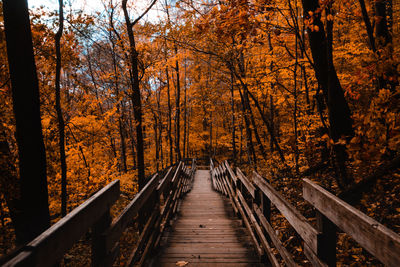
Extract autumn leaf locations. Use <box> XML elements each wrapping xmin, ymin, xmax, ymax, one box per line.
<box><xmin>176</xmin><ymin>261</ymin><xmax>189</xmax><ymax>266</ymax></box>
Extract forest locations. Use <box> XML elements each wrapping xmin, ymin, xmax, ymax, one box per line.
<box><xmin>0</xmin><ymin>0</ymin><xmax>399</xmax><ymax>265</ymax></box>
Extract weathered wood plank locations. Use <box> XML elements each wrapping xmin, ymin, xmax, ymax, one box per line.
<box><xmin>4</xmin><ymin>180</ymin><xmax>120</xmax><ymax>267</ymax></box>
<box><xmin>224</xmin><ymin>161</ymin><xmax>237</xmax><ymax>186</ymax></box>
<box><xmin>92</xmin><ymin>209</ymin><xmax>112</xmax><ymax>266</ymax></box>
<box><xmin>155</xmin><ymin>170</ymin><xmax>262</xmax><ymax>266</ymax></box>
<box><xmin>237</xmin><ymin>191</ymin><xmax>279</xmax><ymax>267</ymax></box>
<box><xmin>303</xmin><ymin>178</ymin><xmax>400</xmax><ymax>267</ymax></box>
<box><xmin>236</xmin><ymin>168</ymin><xmax>256</xmax><ymax>198</ymax></box>
<box><xmin>157</xmin><ymin>167</ymin><xmax>174</xmax><ymax>195</ymax></box>
<box><xmin>126</xmin><ymin>204</ymin><xmax>160</xmax><ymax>266</ymax></box>
<box><xmin>253</xmin><ymin>174</ymin><xmax>318</xmax><ymax>252</ymax></box>
<box><xmin>104</xmin><ymin>175</ymin><xmax>159</xmax><ymax>251</ymax></box>
<box><xmin>236</xmin><ymin>191</ymin><xmax>263</xmax><ymax>257</ymax></box>
<box><xmin>304</xmin><ymin>242</ymin><xmax>328</xmax><ymax>267</ymax></box>
<box><xmin>253</xmin><ymin>204</ymin><xmax>297</xmax><ymax>267</ymax></box>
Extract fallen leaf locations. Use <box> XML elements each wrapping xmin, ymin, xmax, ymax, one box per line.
<box><xmin>176</xmin><ymin>261</ymin><xmax>189</xmax><ymax>266</ymax></box>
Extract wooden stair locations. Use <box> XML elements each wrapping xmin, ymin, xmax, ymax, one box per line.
<box><xmin>152</xmin><ymin>170</ymin><xmax>265</xmax><ymax>267</ymax></box>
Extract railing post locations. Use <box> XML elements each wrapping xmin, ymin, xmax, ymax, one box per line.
<box><xmin>92</xmin><ymin>209</ymin><xmax>111</xmax><ymax>267</ymax></box>
<box><xmin>316</xmin><ymin>211</ymin><xmax>336</xmax><ymax>267</ymax></box>
<box><xmin>260</xmin><ymin>192</ymin><xmax>271</xmax><ymax>223</ymax></box>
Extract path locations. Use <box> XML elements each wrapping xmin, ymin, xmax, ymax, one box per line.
<box><xmin>152</xmin><ymin>169</ymin><xmax>265</xmax><ymax>266</ymax></box>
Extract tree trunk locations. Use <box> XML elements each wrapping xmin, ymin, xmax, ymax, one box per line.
<box><xmin>238</xmin><ymin>88</ymin><xmax>257</xmax><ymax>165</ymax></box>
<box><xmin>230</xmin><ymin>72</ymin><xmax>236</xmax><ymax>163</ymax></box>
<box><xmin>302</xmin><ymin>0</ymin><xmax>354</xmax><ymax>188</ymax></box>
<box><xmin>358</xmin><ymin>0</ymin><xmax>376</xmax><ymax>52</ymax></box>
<box><xmin>3</xmin><ymin>0</ymin><xmax>51</xmax><ymax>243</ymax></box>
<box><xmin>174</xmin><ymin>51</ymin><xmax>181</xmax><ymax>161</ymax></box>
<box><xmin>153</xmin><ymin>112</ymin><xmax>159</xmax><ymax>171</ymax></box>
<box><xmin>166</xmin><ymin>68</ymin><xmax>173</xmax><ymax>165</ymax></box>
<box><xmin>55</xmin><ymin>0</ymin><xmax>68</xmax><ymax>217</ymax></box>
<box><xmin>0</xmin><ymin>135</ymin><xmax>24</xmax><ymax>244</ymax></box>
<box><xmin>122</xmin><ymin>0</ymin><xmax>145</xmax><ymax>190</ymax></box>
<box><xmin>183</xmin><ymin>60</ymin><xmax>187</xmax><ymax>159</ymax></box>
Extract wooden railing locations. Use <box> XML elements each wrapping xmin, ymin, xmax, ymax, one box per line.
<box><xmin>210</xmin><ymin>159</ymin><xmax>400</xmax><ymax>267</ymax></box>
<box><xmin>4</xmin><ymin>159</ymin><xmax>197</xmax><ymax>267</ymax></box>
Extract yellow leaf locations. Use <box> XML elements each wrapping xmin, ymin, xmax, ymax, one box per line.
<box><xmin>176</xmin><ymin>261</ymin><xmax>189</xmax><ymax>266</ymax></box>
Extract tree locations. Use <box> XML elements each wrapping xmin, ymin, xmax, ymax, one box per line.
<box><xmin>55</xmin><ymin>0</ymin><xmax>68</xmax><ymax>217</ymax></box>
<box><xmin>121</xmin><ymin>0</ymin><xmax>155</xmax><ymax>190</ymax></box>
<box><xmin>302</xmin><ymin>0</ymin><xmax>354</xmax><ymax>188</ymax></box>
<box><xmin>3</xmin><ymin>0</ymin><xmax>50</xmax><ymax>243</ymax></box>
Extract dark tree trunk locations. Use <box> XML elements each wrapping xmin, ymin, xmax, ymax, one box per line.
<box><xmin>238</xmin><ymin>88</ymin><xmax>257</xmax><ymax>166</ymax></box>
<box><xmin>230</xmin><ymin>72</ymin><xmax>236</xmax><ymax>163</ymax></box>
<box><xmin>375</xmin><ymin>0</ymin><xmax>391</xmax><ymax>47</ymax></box>
<box><xmin>374</xmin><ymin>0</ymin><xmax>397</xmax><ymax>91</ymax></box>
<box><xmin>55</xmin><ymin>0</ymin><xmax>68</xmax><ymax>217</ymax></box>
<box><xmin>239</xmin><ymin>116</ymin><xmax>243</xmax><ymax>164</ymax></box>
<box><xmin>209</xmin><ymin>112</ymin><xmax>213</xmax><ymax>157</ymax></box>
<box><xmin>269</xmin><ymin>95</ymin><xmax>274</xmax><ymax>151</ymax></box>
<box><xmin>293</xmin><ymin>33</ymin><xmax>299</xmax><ymax>174</ymax></box>
<box><xmin>166</xmin><ymin>68</ymin><xmax>173</xmax><ymax>165</ymax></box>
<box><xmin>237</xmin><ymin>78</ymin><xmax>286</xmax><ymax>165</ymax></box>
<box><xmin>186</xmin><ymin>107</ymin><xmax>190</xmax><ymax>157</ymax></box>
<box><xmin>0</xmin><ymin>136</ymin><xmax>24</xmax><ymax>243</ymax></box>
<box><xmin>183</xmin><ymin>60</ymin><xmax>187</xmax><ymax>159</ymax></box>
<box><xmin>302</xmin><ymin>0</ymin><xmax>354</xmax><ymax>188</ymax></box>
<box><xmin>122</xmin><ymin>1</ymin><xmax>145</xmax><ymax>190</ymax></box>
<box><xmin>358</xmin><ymin>0</ymin><xmax>376</xmax><ymax>52</ymax></box>
<box><xmin>174</xmin><ymin>52</ymin><xmax>181</xmax><ymax>161</ymax></box>
<box><xmin>3</xmin><ymin>0</ymin><xmax>50</xmax><ymax>243</ymax></box>
<box><xmin>244</xmin><ymin>88</ymin><xmax>268</xmax><ymax>160</ymax></box>
<box><xmin>153</xmin><ymin>112</ymin><xmax>159</xmax><ymax>171</ymax></box>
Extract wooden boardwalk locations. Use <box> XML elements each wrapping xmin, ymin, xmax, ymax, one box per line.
<box><xmin>152</xmin><ymin>169</ymin><xmax>265</xmax><ymax>267</ymax></box>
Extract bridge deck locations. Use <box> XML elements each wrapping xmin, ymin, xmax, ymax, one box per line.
<box><xmin>152</xmin><ymin>170</ymin><xmax>265</xmax><ymax>266</ymax></box>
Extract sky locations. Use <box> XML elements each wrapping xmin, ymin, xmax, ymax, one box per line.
<box><xmin>28</xmin><ymin>0</ymin><xmax>103</xmax><ymax>13</ymax></box>
<box><xmin>28</xmin><ymin>0</ymin><xmax>162</xmax><ymax>22</ymax></box>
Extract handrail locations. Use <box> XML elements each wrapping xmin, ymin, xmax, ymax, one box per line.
<box><xmin>5</xmin><ymin>159</ymin><xmax>197</xmax><ymax>267</ymax></box>
<box><xmin>210</xmin><ymin>160</ymin><xmax>400</xmax><ymax>267</ymax></box>
<box><xmin>4</xmin><ymin>180</ymin><xmax>120</xmax><ymax>267</ymax></box>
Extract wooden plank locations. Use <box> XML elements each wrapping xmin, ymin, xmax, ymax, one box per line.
<box><xmin>303</xmin><ymin>178</ymin><xmax>400</xmax><ymax>267</ymax></box>
<box><xmin>253</xmin><ymin>174</ymin><xmax>318</xmax><ymax>252</ymax></box>
<box><xmin>218</xmin><ymin>166</ymin><xmax>229</xmax><ymax>196</ymax></box>
<box><xmin>304</xmin><ymin>242</ymin><xmax>328</xmax><ymax>267</ymax></box>
<box><xmin>236</xmin><ymin>191</ymin><xmax>263</xmax><ymax>257</ymax></box>
<box><xmin>155</xmin><ymin>169</ymin><xmax>261</xmax><ymax>266</ymax></box>
<box><xmin>236</xmin><ymin>168</ymin><xmax>256</xmax><ymax>198</ymax></box>
<box><xmin>237</xmin><ymin>191</ymin><xmax>279</xmax><ymax>267</ymax></box>
<box><xmin>214</xmin><ymin>170</ymin><xmax>223</xmax><ymax>193</ymax></box>
<box><xmin>172</xmin><ymin>175</ymin><xmax>184</xmax><ymax>215</ymax></box>
<box><xmin>126</xmin><ymin>204</ymin><xmax>160</xmax><ymax>265</ymax></box>
<box><xmin>253</xmin><ymin>173</ymin><xmax>271</xmax><ymax>222</ymax></box>
<box><xmin>92</xmin><ymin>209</ymin><xmax>112</xmax><ymax>266</ymax></box>
<box><xmin>253</xmin><ymin>204</ymin><xmax>297</xmax><ymax>267</ymax></box>
<box><xmin>220</xmin><ymin>169</ymin><xmax>238</xmax><ymax>214</ymax></box>
<box><xmin>4</xmin><ymin>180</ymin><xmax>120</xmax><ymax>267</ymax></box>
<box><xmin>224</xmin><ymin>161</ymin><xmax>237</xmax><ymax>185</ymax></box>
<box><xmin>158</xmin><ymin>257</ymin><xmax>260</xmax><ymax>263</ymax></box>
<box><xmin>157</xmin><ymin>167</ymin><xmax>174</xmax><ymax>195</ymax></box>
<box><xmin>105</xmin><ymin>175</ymin><xmax>159</xmax><ymax>251</ymax></box>
<box><xmin>158</xmin><ymin>253</ymin><xmax>254</xmax><ymax>259</ymax></box>
<box><xmin>157</xmin><ymin>262</ymin><xmax>263</xmax><ymax>267</ymax></box>
<box><xmin>171</xmin><ymin>162</ymin><xmax>183</xmax><ymax>184</ymax></box>
<box><xmin>316</xmin><ymin>211</ymin><xmax>336</xmax><ymax>267</ymax></box>
<box><xmin>102</xmin><ymin>242</ymin><xmax>120</xmax><ymax>267</ymax></box>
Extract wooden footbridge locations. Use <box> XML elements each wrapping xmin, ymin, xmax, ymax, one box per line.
<box><xmin>4</xmin><ymin>159</ymin><xmax>400</xmax><ymax>266</ymax></box>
